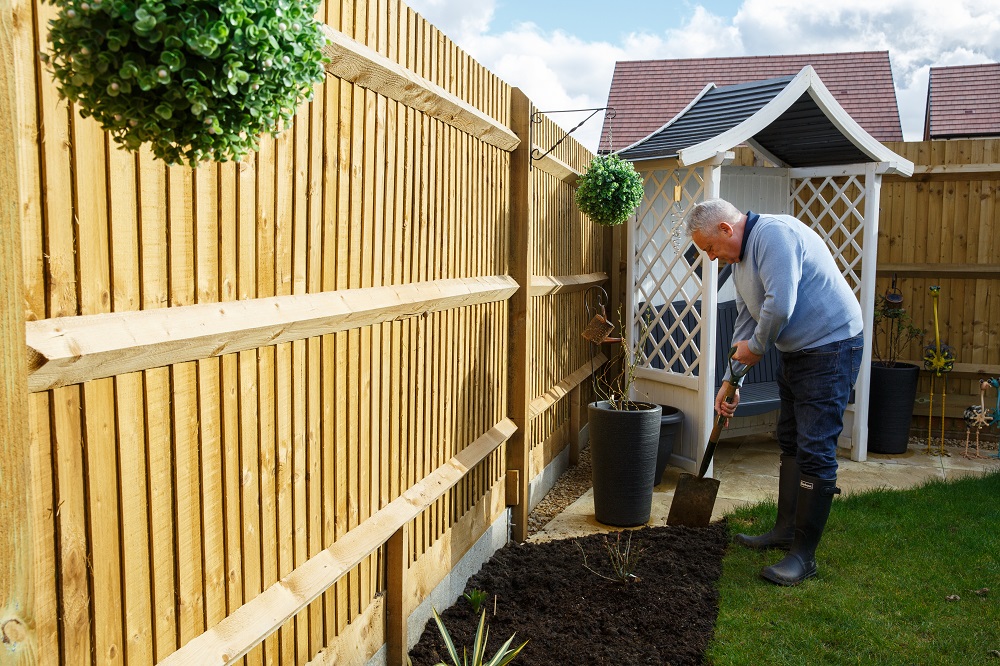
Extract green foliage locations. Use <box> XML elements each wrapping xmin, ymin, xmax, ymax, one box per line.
<box><xmin>463</xmin><ymin>588</ymin><xmax>488</xmax><ymax>615</ymax></box>
<box><xmin>43</xmin><ymin>0</ymin><xmax>329</xmax><ymax>166</ymax></box>
<box><xmin>431</xmin><ymin>608</ymin><xmax>527</xmax><ymax>666</ymax></box>
<box><xmin>872</xmin><ymin>292</ymin><xmax>925</xmax><ymax>366</ymax></box>
<box><xmin>710</xmin><ymin>471</ymin><xmax>1000</xmax><ymax>665</ymax></box>
<box><xmin>579</xmin><ymin>531</ymin><xmax>645</xmax><ymax>584</ymax></box>
<box><xmin>574</xmin><ymin>154</ymin><xmax>644</xmax><ymax>227</ymax></box>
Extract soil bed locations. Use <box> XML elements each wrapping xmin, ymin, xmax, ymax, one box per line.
<box><xmin>408</xmin><ymin>521</ymin><xmax>729</xmax><ymax>665</ymax></box>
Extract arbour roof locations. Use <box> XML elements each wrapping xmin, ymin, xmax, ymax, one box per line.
<box><xmin>599</xmin><ymin>51</ymin><xmax>902</xmax><ymax>152</ymax></box>
<box><xmin>615</xmin><ymin>66</ymin><xmax>913</xmax><ymax>175</ymax></box>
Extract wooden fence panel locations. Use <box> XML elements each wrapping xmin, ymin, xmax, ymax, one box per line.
<box><xmin>528</xmin><ymin>113</ymin><xmax>603</xmax><ymax>485</ymax></box>
<box><xmin>8</xmin><ymin>0</ymin><xmax>601</xmax><ymax>663</ymax></box>
<box><xmin>880</xmin><ymin>140</ymin><xmax>1000</xmax><ymax>430</ymax></box>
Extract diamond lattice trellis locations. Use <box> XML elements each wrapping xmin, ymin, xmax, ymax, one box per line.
<box><xmin>632</xmin><ymin>168</ymin><xmax>706</xmax><ymax>376</ymax></box>
<box><xmin>791</xmin><ymin>176</ymin><xmax>866</xmax><ymax>295</ymax></box>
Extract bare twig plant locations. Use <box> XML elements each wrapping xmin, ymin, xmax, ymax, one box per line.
<box><xmin>578</xmin><ymin>531</ymin><xmax>646</xmax><ymax>584</ymax></box>
<box><xmin>593</xmin><ymin>307</ymin><xmax>654</xmax><ymax>410</ymax></box>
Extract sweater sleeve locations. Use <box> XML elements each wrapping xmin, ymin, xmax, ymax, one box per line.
<box><xmin>748</xmin><ymin>224</ymin><xmax>801</xmax><ymax>356</ymax></box>
<box><xmin>722</xmin><ymin>292</ymin><xmax>757</xmax><ymax>383</ymax></box>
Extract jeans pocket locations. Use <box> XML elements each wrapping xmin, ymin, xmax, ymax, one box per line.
<box><xmin>850</xmin><ymin>344</ymin><xmax>863</xmax><ymax>379</ymax></box>
<box><xmin>801</xmin><ymin>341</ymin><xmax>838</xmax><ymax>357</ymax></box>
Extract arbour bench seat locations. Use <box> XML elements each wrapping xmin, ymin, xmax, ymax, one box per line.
<box><xmin>714</xmin><ymin>299</ymin><xmax>781</xmax><ymax>418</ymax></box>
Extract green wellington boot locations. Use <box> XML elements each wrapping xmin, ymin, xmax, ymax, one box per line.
<box><xmin>760</xmin><ymin>474</ymin><xmax>840</xmax><ymax>586</ymax></box>
<box><xmin>734</xmin><ymin>454</ymin><xmax>800</xmax><ymax>550</ymax></box>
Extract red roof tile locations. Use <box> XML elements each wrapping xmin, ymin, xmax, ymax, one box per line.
<box><xmin>925</xmin><ymin>63</ymin><xmax>1000</xmax><ymax>139</ymax></box>
<box><xmin>600</xmin><ymin>52</ymin><xmax>903</xmax><ymax>151</ymax></box>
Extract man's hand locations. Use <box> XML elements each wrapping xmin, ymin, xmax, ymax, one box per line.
<box><xmin>715</xmin><ymin>381</ymin><xmax>740</xmax><ymax>426</ymax></box>
<box><xmin>731</xmin><ymin>339</ymin><xmax>763</xmax><ymax>367</ymax></box>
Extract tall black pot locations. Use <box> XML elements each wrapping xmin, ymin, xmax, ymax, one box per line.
<box><xmin>588</xmin><ymin>401</ymin><xmax>661</xmax><ymax>527</ymax></box>
<box><xmin>867</xmin><ymin>362</ymin><xmax>920</xmax><ymax>454</ymax></box>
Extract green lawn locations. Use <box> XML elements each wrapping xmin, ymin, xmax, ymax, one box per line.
<box><xmin>708</xmin><ymin>471</ymin><xmax>1000</xmax><ymax>665</ymax></box>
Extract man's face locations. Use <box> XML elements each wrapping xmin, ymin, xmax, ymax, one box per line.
<box><xmin>691</xmin><ymin>222</ymin><xmax>741</xmax><ymax>265</ymax></box>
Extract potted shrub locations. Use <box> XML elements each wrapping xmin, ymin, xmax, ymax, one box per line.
<box><xmin>588</xmin><ymin>309</ymin><xmax>661</xmax><ymax>526</ymax></box>
<box><xmin>43</xmin><ymin>0</ymin><xmax>329</xmax><ymax>167</ymax></box>
<box><xmin>574</xmin><ymin>154</ymin><xmax>644</xmax><ymax>227</ymax></box>
<box><xmin>868</xmin><ymin>289</ymin><xmax>925</xmax><ymax>454</ymax></box>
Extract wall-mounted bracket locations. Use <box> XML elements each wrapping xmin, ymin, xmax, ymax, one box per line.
<box><xmin>530</xmin><ymin>107</ymin><xmax>615</xmax><ymax>162</ymax></box>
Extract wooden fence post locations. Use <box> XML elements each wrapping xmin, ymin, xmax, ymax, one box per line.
<box><xmin>0</xmin><ymin>0</ymin><xmax>34</xmax><ymax>659</ymax></box>
<box><xmin>385</xmin><ymin>523</ymin><xmax>408</xmax><ymax>665</ymax></box>
<box><xmin>506</xmin><ymin>88</ymin><xmax>532</xmax><ymax>543</ymax></box>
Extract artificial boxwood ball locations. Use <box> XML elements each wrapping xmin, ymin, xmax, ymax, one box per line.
<box><xmin>44</xmin><ymin>0</ymin><xmax>329</xmax><ymax>166</ymax></box>
<box><xmin>575</xmin><ymin>154</ymin><xmax>644</xmax><ymax>227</ymax></box>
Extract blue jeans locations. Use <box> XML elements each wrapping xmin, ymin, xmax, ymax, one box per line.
<box><xmin>775</xmin><ymin>333</ymin><xmax>864</xmax><ymax>480</ymax></box>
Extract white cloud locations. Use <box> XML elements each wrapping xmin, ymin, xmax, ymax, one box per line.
<box><xmin>405</xmin><ymin>0</ymin><xmax>1000</xmax><ymax>148</ymax></box>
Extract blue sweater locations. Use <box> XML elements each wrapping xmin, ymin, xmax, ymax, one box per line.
<box><xmin>730</xmin><ymin>213</ymin><xmax>863</xmax><ymax>364</ymax></box>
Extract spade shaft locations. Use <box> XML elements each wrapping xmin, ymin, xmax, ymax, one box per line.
<box><xmin>666</xmin><ymin>348</ymin><xmax>747</xmax><ymax>527</ymax></box>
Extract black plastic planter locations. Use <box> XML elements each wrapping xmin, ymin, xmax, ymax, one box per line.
<box><xmin>654</xmin><ymin>405</ymin><xmax>684</xmax><ymax>485</ymax></box>
<box><xmin>588</xmin><ymin>401</ymin><xmax>661</xmax><ymax>526</ymax></box>
<box><xmin>867</xmin><ymin>362</ymin><xmax>920</xmax><ymax>454</ymax></box>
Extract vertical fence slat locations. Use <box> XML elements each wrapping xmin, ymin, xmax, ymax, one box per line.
<box><xmin>0</xmin><ymin>0</ymin><xmax>33</xmax><ymax>656</ymax></box>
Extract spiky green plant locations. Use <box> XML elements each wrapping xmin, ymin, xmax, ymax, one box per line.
<box><xmin>574</xmin><ymin>154</ymin><xmax>644</xmax><ymax>226</ymax></box>
<box><xmin>431</xmin><ymin>608</ymin><xmax>527</xmax><ymax>666</ymax></box>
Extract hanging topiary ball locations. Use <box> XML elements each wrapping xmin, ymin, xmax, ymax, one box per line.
<box><xmin>43</xmin><ymin>0</ymin><xmax>330</xmax><ymax>167</ymax></box>
<box><xmin>574</xmin><ymin>154</ymin><xmax>644</xmax><ymax>227</ymax></box>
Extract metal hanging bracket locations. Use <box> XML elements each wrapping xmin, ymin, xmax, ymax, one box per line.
<box><xmin>530</xmin><ymin>107</ymin><xmax>615</xmax><ymax>162</ymax></box>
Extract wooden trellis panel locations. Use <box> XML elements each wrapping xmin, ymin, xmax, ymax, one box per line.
<box><xmin>630</xmin><ymin>166</ymin><xmax>707</xmax><ymax>376</ymax></box>
<box><xmin>791</xmin><ymin>174</ymin><xmax>867</xmax><ymax>295</ymax></box>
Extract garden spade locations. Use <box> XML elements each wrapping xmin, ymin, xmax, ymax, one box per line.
<box><xmin>666</xmin><ymin>348</ymin><xmax>749</xmax><ymax>527</ymax></box>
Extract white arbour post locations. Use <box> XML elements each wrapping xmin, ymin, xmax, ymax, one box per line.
<box><xmin>789</xmin><ymin>162</ymin><xmax>883</xmax><ymax>461</ymax></box>
<box><xmin>626</xmin><ymin>153</ymin><xmax>728</xmax><ymax>475</ymax></box>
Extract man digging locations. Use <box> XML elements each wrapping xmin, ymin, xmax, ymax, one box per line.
<box><xmin>686</xmin><ymin>198</ymin><xmax>864</xmax><ymax>586</ymax></box>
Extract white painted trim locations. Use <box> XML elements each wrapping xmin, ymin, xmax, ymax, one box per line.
<box><xmin>676</xmin><ymin>66</ymin><xmax>915</xmax><ymax>178</ymax></box>
<box><xmin>852</xmin><ymin>163</ymin><xmax>882</xmax><ymax>462</ymax></box>
<box><xmin>615</xmin><ymin>83</ymin><xmax>716</xmax><ymax>157</ymax></box>
<box><xmin>802</xmin><ymin>68</ymin><xmax>913</xmax><ymax>177</ymax></box>
<box><xmin>788</xmin><ymin>163</ymin><xmax>870</xmax><ymax>179</ymax></box>
<box><xmin>635</xmin><ymin>367</ymin><xmax>700</xmax><ymax>390</ymax></box>
<box><xmin>678</xmin><ymin>69</ymin><xmax>813</xmax><ymax>168</ymax></box>
<box><xmin>745</xmin><ymin>138</ymin><xmax>789</xmax><ymax>168</ymax></box>
<box><xmin>626</xmin><ymin>208</ymin><xmax>637</xmax><ymax>402</ymax></box>
<box><xmin>698</xmin><ymin>164</ymin><xmax>722</xmax><ymax>477</ymax></box>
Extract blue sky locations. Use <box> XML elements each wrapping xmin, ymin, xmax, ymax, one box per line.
<box><xmin>405</xmin><ymin>0</ymin><xmax>1000</xmax><ymax>151</ymax></box>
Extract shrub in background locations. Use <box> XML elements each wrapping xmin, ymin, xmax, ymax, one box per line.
<box><xmin>43</xmin><ymin>0</ymin><xmax>329</xmax><ymax>166</ymax></box>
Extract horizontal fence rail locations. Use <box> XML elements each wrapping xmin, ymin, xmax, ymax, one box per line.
<box><xmin>528</xmin><ymin>355</ymin><xmax>606</xmax><ymax>420</ymax></box>
<box><xmin>531</xmin><ymin>145</ymin><xmax>581</xmax><ymax>184</ymax></box>
<box><xmin>320</xmin><ymin>24</ymin><xmax>519</xmax><ymax>151</ymax></box>
<box><xmin>529</xmin><ymin>272</ymin><xmax>607</xmax><ymax>296</ymax></box>
<box><xmin>27</xmin><ymin>276</ymin><xmax>519</xmax><ymax>392</ymax></box>
<box><xmin>159</xmin><ymin>418</ymin><xmax>518</xmax><ymax>666</ymax></box>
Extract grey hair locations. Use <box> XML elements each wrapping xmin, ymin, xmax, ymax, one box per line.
<box><xmin>684</xmin><ymin>198</ymin><xmax>741</xmax><ymax>236</ymax></box>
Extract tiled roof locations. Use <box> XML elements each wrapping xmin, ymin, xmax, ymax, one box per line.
<box><xmin>600</xmin><ymin>51</ymin><xmax>902</xmax><ymax>151</ymax></box>
<box><xmin>925</xmin><ymin>63</ymin><xmax>1000</xmax><ymax>139</ymax></box>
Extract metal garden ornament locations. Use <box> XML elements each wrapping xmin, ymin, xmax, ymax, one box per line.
<box><xmin>922</xmin><ymin>285</ymin><xmax>956</xmax><ymax>456</ymax></box>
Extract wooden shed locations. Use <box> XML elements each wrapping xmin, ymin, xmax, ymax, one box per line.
<box><xmin>615</xmin><ymin>65</ymin><xmax>914</xmax><ymax>470</ymax></box>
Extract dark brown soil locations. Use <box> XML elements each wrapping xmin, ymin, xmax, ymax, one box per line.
<box><xmin>408</xmin><ymin>522</ymin><xmax>729</xmax><ymax>666</ymax></box>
